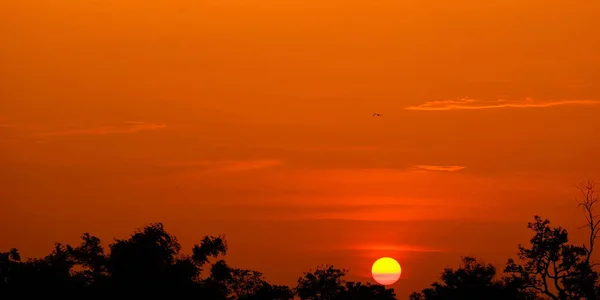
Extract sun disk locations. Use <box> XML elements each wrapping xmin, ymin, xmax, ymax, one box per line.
<box><xmin>371</xmin><ymin>257</ymin><xmax>401</xmax><ymax>285</ymax></box>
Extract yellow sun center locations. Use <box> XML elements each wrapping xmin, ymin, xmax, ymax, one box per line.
<box><xmin>371</xmin><ymin>257</ymin><xmax>401</xmax><ymax>285</ymax></box>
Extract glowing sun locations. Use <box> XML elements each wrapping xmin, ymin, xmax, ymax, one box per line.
<box><xmin>371</xmin><ymin>257</ymin><xmax>401</xmax><ymax>285</ymax></box>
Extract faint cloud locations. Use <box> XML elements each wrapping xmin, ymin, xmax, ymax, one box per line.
<box><xmin>410</xmin><ymin>165</ymin><xmax>466</xmax><ymax>172</ymax></box>
<box><xmin>160</xmin><ymin>159</ymin><xmax>285</xmax><ymax>173</ymax></box>
<box><xmin>215</xmin><ymin>159</ymin><xmax>284</xmax><ymax>172</ymax></box>
<box><xmin>312</xmin><ymin>206</ymin><xmax>462</xmax><ymax>222</ymax></box>
<box><xmin>200</xmin><ymin>201</ymin><xmax>474</xmax><ymax>222</ymax></box>
<box><xmin>0</xmin><ymin>123</ymin><xmax>45</xmax><ymax>131</ymax></box>
<box><xmin>1</xmin><ymin>121</ymin><xmax>166</xmax><ymax>144</ymax></box>
<box><xmin>293</xmin><ymin>145</ymin><xmax>380</xmax><ymax>152</ymax></box>
<box><xmin>343</xmin><ymin>244</ymin><xmax>441</xmax><ymax>253</ymax></box>
<box><xmin>42</xmin><ymin>121</ymin><xmax>166</xmax><ymax>136</ymax></box>
<box><xmin>210</xmin><ymin>144</ymin><xmax>381</xmax><ymax>152</ymax></box>
<box><xmin>0</xmin><ymin>117</ymin><xmax>16</xmax><ymax>128</ymax></box>
<box><xmin>405</xmin><ymin>97</ymin><xmax>600</xmax><ymax>111</ymax></box>
<box><xmin>205</xmin><ymin>203</ymin><xmax>417</xmax><ymax>217</ymax></box>
<box><xmin>0</xmin><ymin>120</ymin><xmax>48</xmax><ymax>144</ymax></box>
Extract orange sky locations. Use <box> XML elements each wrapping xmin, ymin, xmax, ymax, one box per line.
<box><xmin>1</xmin><ymin>0</ymin><xmax>600</xmax><ymax>297</ymax></box>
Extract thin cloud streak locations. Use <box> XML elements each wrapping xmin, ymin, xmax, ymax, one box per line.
<box><xmin>197</xmin><ymin>202</ymin><xmax>473</xmax><ymax>222</ymax></box>
<box><xmin>410</xmin><ymin>165</ymin><xmax>466</xmax><ymax>172</ymax></box>
<box><xmin>343</xmin><ymin>244</ymin><xmax>441</xmax><ymax>253</ymax></box>
<box><xmin>216</xmin><ymin>159</ymin><xmax>284</xmax><ymax>172</ymax></box>
<box><xmin>159</xmin><ymin>159</ymin><xmax>285</xmax><ymax>173</ymax></box>
<box><xmin>405</xmin><ymin>97</ymin><xmax>600</xmax><ymax>111</ymax></box>
<box><xmin>208</xmin><ymin>144</ymin><xmax>382</xmax><ymax>152</ymax></box>
<box><xmin>204</xmin><ymin>203</ymin><xmax>420</xmax><ymax>216</ymax></box>
<box><xmin>42</xmin><ymin>122</ymin><xmax>167</xmax><ymax>136</ymax></box>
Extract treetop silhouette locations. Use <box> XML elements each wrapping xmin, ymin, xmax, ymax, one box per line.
<box><xmin>2</xmin><ymin>180</ymin><xmax>599</xmax><ymax>300</ymax></box>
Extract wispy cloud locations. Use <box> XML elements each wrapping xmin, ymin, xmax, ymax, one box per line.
<box><xmin>207</xmin><ymin>144</ymin><xmax>382</xmax><ymax>153</ymax></box>
<box><xmin>311</xmin><ymin>205</ymin><xmax>466</xmax><ymax>222</ymax></box>
<box><xmin>405</xmin><ymin>97</ymin><xmax>600</xmax><ymax>111</ymax></box>
<box><xmin>204</xmin><ymin>203</ymin><xmax>418</xmax><ymax>217</ymax></box>
<box><xmin>160</xmin><ymin>159</ymin><xmax>285</xmax><ymax>173</ymax></box>
<box><xmin>214</xmin><ymin>159</ymin><xmax>284</xmax><ymax>172</ymax></box>
<box><xmin>344</xmin><ymin>244</ymin><xmax>441</xmax><ymax>253</ymax></box>
<box><xmin>0</xmin><ymin>117</ymin><xmax>15</xmax><ymax>128</ymax></box>
<box><xmin>0</xmin><ymin>123</ymin><xmax>46</xmax><ymax>131</ymax></box>
<box><xmin>410</xmin><ymin>165</ymin><xmax>466</xmax><ymax>172</ymax></box>
<box><xmin>42</xmin><ymin>121</ymin><xmax>166</xmax><ymax>136</ymax></box>
<box><xmin>340</xmin><ymin>243</ymin><xmax>441</xmax><ymax>252</ymax></box>
<box><xmin>196</xmin><ymin>199</ymin><xmax>479</xmax><ymax>222</ymax></box>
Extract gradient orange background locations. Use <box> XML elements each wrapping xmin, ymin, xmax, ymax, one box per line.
<box><xmin>1</xmin><ymin>0</ymin><xmax>600</xmax><ymax>298</ymax></box>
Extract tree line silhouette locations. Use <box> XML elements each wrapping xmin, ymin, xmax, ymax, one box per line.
<box><xmin>2</xmin><ymin>181</ymin><xmax>600</xmax><ymax>299</ymax></box>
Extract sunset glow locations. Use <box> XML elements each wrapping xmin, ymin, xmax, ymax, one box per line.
<box><xmin>2</xmin><ymin>0</ymin><xmax>600</xmax><ymax>298</ymax></box>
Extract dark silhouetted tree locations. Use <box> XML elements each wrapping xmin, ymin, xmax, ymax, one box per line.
<box><xmin>106</xmin><ymin>222</ymin><xmax>188</xmax><ymax>290</ymax></box>
<box><xmin>251</xmin><ymin>284</ymin><xmax>295</xmax><ymax>300</ymax></box>
<box><xmin>1</xmin><ymin>243</ymin><xmax>83</xmax><ymax>295</ymax></box>
<box><xmin>67</xmin><ymin>233</ymin><xmax>108</xmax><ymax>288</ymax></box>
<box><xmin>193</xmin><ymin>235</ymin><xmax>228</xmax><ymax>267</ymax></box>
<box><xmin>504</xmin><ymin>180</ymin><xmax>600</xmax><ymax>300</ymax></box>
<box><xmin>0</xmin><ymin>222</ymin><xmax>236</xmax><ymax>298</ymax></box>
<box><xmin>296</xmin><ymin>265</ymin><xmax>348</xmax><ymax>300</ymax></box>
<box><xmin>206</xmin><ymin>259</ymin><xmax>293</xmax><ymax>300</ymax></box>
<box><xmin>341</xmin><ymin>281</ymin><xmax>397</xmax><ymax>300</ymax></box>
<box><xmin>409</xmin><ymin>256</ymin><xmax>536</xmax><ymax>300</ymax></box>
<box><xmin>0</xmin><ymin>248</ymin><xmax>22</xmax><ymax>289</ymax></box>
<box><xmin>3</xmin><ymin>227</ymin><xmax>396</xmax><ymax>299</ymax></box>
<box><xmin>296</xmin><ymin>265</ymin><xmax>396</xmax><ymax>300</ymax></box>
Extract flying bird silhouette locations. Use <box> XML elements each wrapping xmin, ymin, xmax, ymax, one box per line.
<box><xmin>372</xmin><ymin>113</ymin><xmax>381</xmax><ymax>116</ymax></box>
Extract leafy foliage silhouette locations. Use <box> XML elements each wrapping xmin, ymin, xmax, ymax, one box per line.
<box><xmin>296</xmin><ymin>265</ymin><xmax>396</xmax><ymax>300</ymax></box>
<box><xmin>410</xmin><ymin>180</ymin><xmax>600</xmax><ymax>300</ymax></box>
<box><xmin>408</xmin><ymin>257</ymin><xmax>537</xmax><ymax>300</ymax></box>
<box><xmin>0</xmin><ymin>224</ymin><xmax>392</xmax><ymax>299</ymax></box>
<box><xmin>2</xmin><ymin>180</ymin><xmax>600</xmax><ymax>300</ymax></box>
<box><xmin>503</xmin><ymin>181</ymin><xmax>600</xmax><ymax>300</ymax></box>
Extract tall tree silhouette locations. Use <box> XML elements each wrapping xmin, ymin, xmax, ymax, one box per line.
<box><xmin>504</xmin><ymin>181</ymin><xmax>600</xmax><ymax>299</ymax></box>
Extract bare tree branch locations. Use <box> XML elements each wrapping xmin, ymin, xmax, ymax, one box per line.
<box><xmin>577</xmin><ymin>180</ymin><xmax>600</xmax><ymax>264</ymax></box>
